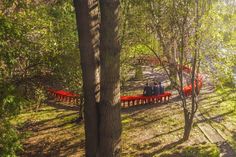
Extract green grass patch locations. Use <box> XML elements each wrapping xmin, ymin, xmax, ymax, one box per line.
<box><xmin>159</xmin><ymin>144</ymin><xmax>220</xmax><ymax>157</ymax></box>
<box><xmin>199</xmin><ymin>86</ymin><xmax>236</xmax><ymax>151</ymax></box>
<box><xmin>122</xmin><ymin>117</ymin><xmax>133</xmax><ymax>124</ymax></box>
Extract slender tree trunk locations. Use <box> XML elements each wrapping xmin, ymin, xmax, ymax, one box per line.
<box><xmin>169</xmin><ymin>64</ymin><xmax>177</xmax><ymax>86</ymax></box>
<box><xmin>99</xmin><ymin>0</ymin><xmax>122</xmax><ymax>156</ymax></box>
<box><xmin>183</xmin><ymin>109</ymin><xmax>194</xmax><ymax>141</ymax></box>
<box><xmin>171</xmin><ymin>39</ymin><xmax>178</xmax><ymax>83</ymax></box>
<box><xmin>73</xmin><ymin>0</ymin><xmax>100</xmax><ymax>156</ymax></box>
<box><xmin>166</xmin><ymin>51</ymin><xmax>177</xmax><ymax>87</ymax></box>
<box><xmin>135</xmin><ymin>65</ymin><xmax>143</xmax><ymax>80</ymax></box>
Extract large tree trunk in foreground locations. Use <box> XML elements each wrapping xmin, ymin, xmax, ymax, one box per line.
<box><xmin>99</xmin><ymin>0</ymin><xmax>122</xmax><ymax>156</ymax></box>
<box><xmin>73</xmin><ymin>0</ymin><xmax>100</xmax><ymax>156</ymax></box>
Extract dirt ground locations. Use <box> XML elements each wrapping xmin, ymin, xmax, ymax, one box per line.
<box><xmin>16</xmin><ymin>96</ymin><xmax>209</xmax><ymax>157</ymax></box>
<box><xmin>14</xmin><ymin>66</ymin><xmax>236</xmax><ymax>157</ymax></box>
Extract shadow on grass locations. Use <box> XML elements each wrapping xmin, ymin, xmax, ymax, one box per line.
<box><xmin>18</xmin><ymin>112</ymin><xmax>84</xmax><ymax>157</ymax></box>
<box><xmin>199</xmin><ymin>86</ymin><xmax>235</xmax><ymax>103</ymax></box>
<box><xmin>195</xmin><ymin>110</ymin><xmax>234</xmax><ymax>124</ymax></box>
<box><xmin>149</xmin><ymin>128</ymin><xmax>183</xmax><ymax>141</ymax></box>
<box><xmin>218</xmin><ymin>141</ymin><xmax>236</xmax><ymax>157</ymax></box>
<box><xmin>19</xmin><ymin>112</ymin><xmax>78</xmax><ymax>132</ymax></box>
<box><xmin>122</xmin><ymin>94</ymin><xmax>181</xmax><ymax>115</ymax></box>
<box><xmin>232</xmin><ymin>131</ymin><xmax>236</xmax><ymax>141</ymax></box>
<box><xmin>19</xmin><ymin>137</ymin><xmax>85</xmax><ymax>157</ymax></box>
<box><xmin>230</xmin><ymin>132</ymin><xmax>236</xmax><ymax>151</ymax></box>
<box><xmin>125</xmin><ymin>115</ymin><xmax>170</xmax><ymax>131</ymax></box>
<box><xmin>139</xmin><ymin>139</ymin><xmax>184</xmax><ymax>157</ymax></box>
<box><xmin>33</xmin><ymin>116</ymin><xmax>81</xmax><ymax>133</ymax></box>
<box><xmin>46</xmin><ymin>100</ymin><xmax>79</xmax><ymax>111</ymax></box>
<box><xmin>131</xmin><ymin>140</ymin><xmax>162</xmax><ymax>152</ymax></box>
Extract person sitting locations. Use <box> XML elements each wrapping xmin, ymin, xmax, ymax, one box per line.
<box><xmin>159</xmin><ymin>82</ymin><xmax>165</xmax><ymax>94</ymax></box>
<box><xmin>153</xmin><ymin>82</ymin><xmax>159</xmax><ymax>95</ymax></box>
<box><xmin>143</xmin><ymin>82</ymin><xmax>152</xmax><ymax>96</ymax></box>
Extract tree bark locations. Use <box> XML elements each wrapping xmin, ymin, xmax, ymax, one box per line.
<box><xmin>73</xmin><ymin>0</ymin><xmax>100</xmax><ymax>156</ymax></box>
<box><xmin>183</xmin><ymin>109</ymin><xmax>194</xmax><ymax>141</ymax></box>
<box><xmin>99</xmin><ymin>0</ymin><xmax>122</xmax><ymax>156</ymax></box>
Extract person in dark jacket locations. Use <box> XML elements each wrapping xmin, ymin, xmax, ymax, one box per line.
<box><xmin>159</xmin><ymin>82</ymin><xmax>165</xmax><ymax>94</ymax></box>
<box><xmin>143</xmin><ymin>82</ymin><xmax>152</xmax><ymax>96</ymax></box>
<box><xmin>153</xmin><ymin>82</ymin><xmax>159</xmax><ymax>95</ymax></box>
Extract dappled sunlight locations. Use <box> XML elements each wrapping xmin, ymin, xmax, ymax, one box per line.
<box><xmin>15</xmin><ymin>104</ymin><xmax>85</xmax><ymax>157</ymax></box>
<box><xmin>121</xmin><ymin>100</ymin><xmax>207</xmax><ymax>156</ymax></box>
<box><xmin>1</xmin><ymin>0</ymin><xmax>235</xmax><ymax>156</ymax></box>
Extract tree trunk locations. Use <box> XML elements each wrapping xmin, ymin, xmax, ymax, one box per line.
<box><xmin>167</xmin><ymin>41</ymin><xmax>178</xmax><ymax>88</ymax></box>
<box><xmin>73</xmin><ymin>0</ymin><xmax>100</xmax><ymax>156</ymax></box>
<box><xmin>99</xmin><ymin>0</ymin><xmax>122</xmax><ymax>156</ymax></box>
<box><xmin>135</xmin><ymin>65</ymin><xmax>143</xmax><ymax>80</ymax></box>
<box><xmin>171</xmin><ymin>39</ymin><xmax>178</xmax><ymax>84</ymax></box>
<box><xmin>183</xmin><ymin>109</ymin><xmax>194</xmax><ymax>141</ymax></box>
<box><xmin>169</xmin><ymin>63</ymin><xmax>177</xmax><ymax>86</ymax></box>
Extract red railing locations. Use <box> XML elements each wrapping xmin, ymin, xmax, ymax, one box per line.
<box><xmin>182</xmin><ymin>66</ymin><xmax>203</xmax><ymax>96</ymax></box>
<box><xmin>47</xmin><ymin>88</ymin><xmax>80</xmax><ymax>103</ymax></box>
<box><xmin>120</xmin><ymin>92</ymin><xmax>171</xmax><ymax>108</ymax></box>
<box><xmin>47</xmin><ymin>88</ymin><xmax>171</xmax><ymax>108</ymax></box>
<box><xmin>47</xmin><ymin>65</ymin><xmax>203</xmax><ymax>108</ymax></box>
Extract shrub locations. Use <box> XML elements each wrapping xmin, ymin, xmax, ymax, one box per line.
<box><xmin>0</xmin><ymin>120</ymin><xmax>23</xmax><ymax>157</ymax></box>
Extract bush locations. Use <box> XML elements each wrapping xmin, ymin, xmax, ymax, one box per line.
<box><xmin>0</xmin><ymin>120</ymin><xmax>23</xmax><ymax>157</ymax></box>
<box><xmin>0</xmin><ymin>85</ymin><xmax>25</xmax><ymax>156</ymax></box>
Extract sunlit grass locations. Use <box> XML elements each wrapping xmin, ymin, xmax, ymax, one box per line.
<box><xmin>199</xmin><ymin>86</ymin><xmax>236</xmax><ymax>151</ymax></box>
<box><xmin>158</xmin><ymin>144</ymin><xmax>220</xmax><ymax>157</ymax></box>
<box><xmin>10</xmin><ymin>86</ymin><xmax>236</xmax><ymax>156</ymax></box>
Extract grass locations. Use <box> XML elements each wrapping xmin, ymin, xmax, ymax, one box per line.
<box><xmin>199</xmin><ymin>86</ymin><xmax>236</xmax><ymax>151</ymax></box>
<box><xmin>12</xmin><ymin>99</ymin><xmax>210</xmax><ymax>157</ymax></box>
<box><xmin>11</xmin><ymin>85</ymin><xmax>236</xmax><ymax>156</ymax></box>
<box><xmin>158</xmin><ymin>144</ymin><xmax>220</xmax><ymax>157</ymax></box>
<box><xmin>121</xmin><ymin>105</ymin><xmax>206</xmax><ymax>157</ymax></box>
<box><xmin>11</xmin><ymin>103</ymin><xmax>85</xmax><ymax>157</ymax></box>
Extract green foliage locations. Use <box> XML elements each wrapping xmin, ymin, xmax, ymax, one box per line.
<box><xmin>0</xmin><ymin>0</ymin><xmax>81</xmax><ymax>93</ymax></box>
<box><xmin>0</xmin><ymin>82</ymin><xmax>26</xmax><ymax>156</ymax></box>
<box><xmin>120</xmin><ymin>0</ymin><xmax>236</xmax><ymax>88</ymax></box>
<box><xmin>216</xmin><ymin>86</ymin><xmax>236</xmax><ymax>110</ymax></box>
<box><xmin>159</xmin><ymin>144</ymin><xmax>220</xmax><ymax>157</ymax></box>
<box><xmin>0</xmin><ymin>85</ymin><xmax>24</xmax><ymax>118</ymax></box>
<box><xmin>0</xmin><ymin>120</ymin><xmax>22</xmax><ymax>157</ymax></box>
<box><xmin>120</xmin><ymin>1</ymin><xmax>158</xmax><ymax>85</ymax></box>
<box><xmin>0</xmin><ymin>0</ymin><xmax>81</xmax><ymax>109</ymax></box>
<box><xmin>0</xmin><ymin>1</ymin><xmax>81</xmax><ymax>156</ymax></box>
<box><xmin>200</xmin><ymin>2</ymin><xmax>236</xmax><ymax>86</ymax></box>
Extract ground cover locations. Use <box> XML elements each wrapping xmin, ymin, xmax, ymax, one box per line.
<box><xmin>13</xmin><ymin>97</ymin><xmax>218</xmax><ymax>157</ymax></box>
<box><xmin>11</xmin><ymin>67</ymin><xmax>231</xmax><ymax>157</ymax></box>
<box><xmin>198</xmin><ymin>85</ymin><xmax>236</xmax><ymax>151</ymax></box>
